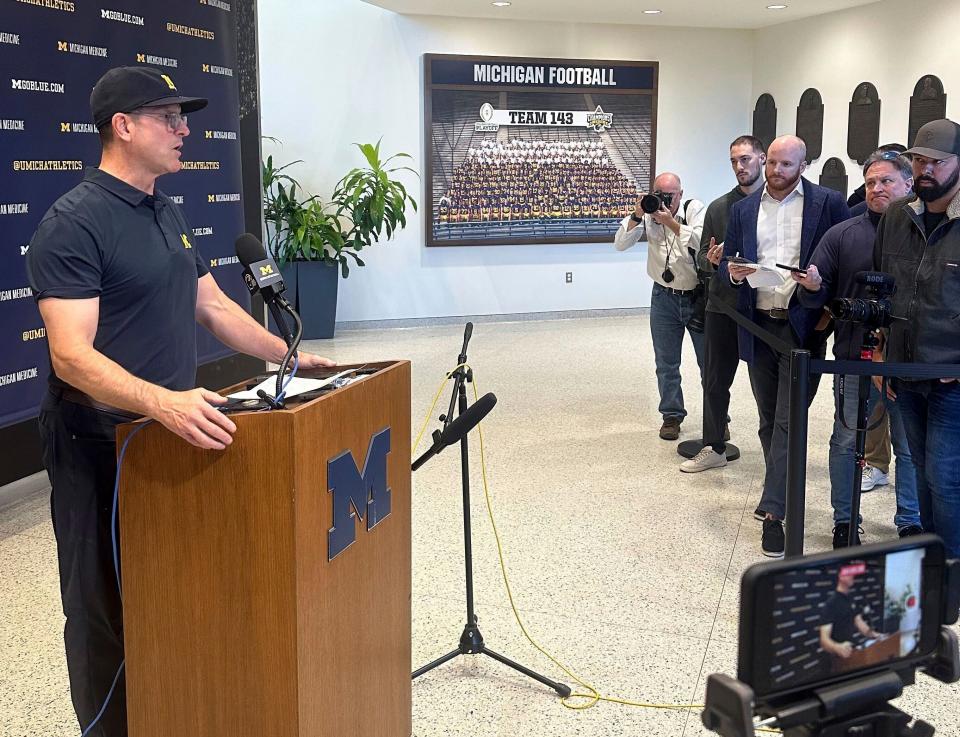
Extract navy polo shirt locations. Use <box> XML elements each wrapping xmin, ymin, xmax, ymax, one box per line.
<box><xmin>27</xmin><ymin>168</ymin><xmax>209</xmax><ymax>392</ymax></box>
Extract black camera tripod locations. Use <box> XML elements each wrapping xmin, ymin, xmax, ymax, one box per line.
<box><xmin>411</xmin><ymin>323</ymin><xmax>571</xmax><ymax>698</ymax></box>
<box><xmin>837</xmin><ymin>329</ymin><xmax>884</xmax><ymax>548</ymax></box>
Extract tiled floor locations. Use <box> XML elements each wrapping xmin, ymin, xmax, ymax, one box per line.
<box><xmin>2</xmin><ymin>315</ymin><xmax>958</xmax><ymax>736</ymax></box>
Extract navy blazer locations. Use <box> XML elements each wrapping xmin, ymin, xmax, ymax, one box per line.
<box><xmin>718</xmin><ymin>178</ymin><xmax>850</xmax><ymax>363</ymax></box>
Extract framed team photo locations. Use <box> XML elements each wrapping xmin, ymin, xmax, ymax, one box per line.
<box><xmin>424</xmin><ymin>53</ymin><xmax>659</xmax><ymax>247</ymax></box>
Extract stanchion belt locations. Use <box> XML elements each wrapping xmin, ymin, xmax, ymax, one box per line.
<box><xmin>710</xmin><ymin>296</ymin><xmax>960</xmax><ymax>380</ymax></box>
<box><xmin>710</xmin><ymin>297</ymin><xmax>798</xmax><ymax>356</ymax></box>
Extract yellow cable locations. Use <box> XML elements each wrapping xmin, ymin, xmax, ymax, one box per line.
<box><xmin>412</xmin><ymin>365</ymin><xmax>730</xmax><ymax>719</ymax></box>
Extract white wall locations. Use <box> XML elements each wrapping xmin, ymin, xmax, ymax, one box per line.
<box><xmin>258</xmin><ymin>1</ymin><xmax>754</xmax><ymax>321</ymax></box>
<box><xmin>752</xmin><ymin>0</ymin><xmax>960</xmax><ymax>185</ymax></box>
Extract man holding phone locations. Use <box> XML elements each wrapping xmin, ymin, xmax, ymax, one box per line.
<box><xmin>719</xmin><ymin>135</ymin><xmax>850</xmax><ymax>557</ymax></box>
<box><xmin>680</xmin><ymin>136</ymin><xmax>766</xmax><ymax>472</ymax></box>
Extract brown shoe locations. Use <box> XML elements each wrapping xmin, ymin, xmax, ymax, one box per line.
<box><xmin>659</xmin><ymin>417</ymin><xmax>681</xmax><ymax>440</ymax></box>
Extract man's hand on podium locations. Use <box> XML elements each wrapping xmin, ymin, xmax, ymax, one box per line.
<box><xmin>151</xmin><ymin>387</ymin><xmax>238</xmax><ymax>450</ymax></box>
<box><xmin>297</xmin><ymin>352</ymin><xmax>337</xmax><ymax>370</ymax></box>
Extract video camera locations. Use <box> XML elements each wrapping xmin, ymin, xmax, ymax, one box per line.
<box><xmin>640</xmin><ymin>189</ymin><xmax>674</xmax><ymax>214</ymax></box>
<box><xmin>702</xmin><ymin>536</ymin><xmax>960</xmax><ymax>737</ymax></box>
<box><xmin>828</xmin><ymin>271</ymin><xmax>898</xmax><ymax>331</ymax></box>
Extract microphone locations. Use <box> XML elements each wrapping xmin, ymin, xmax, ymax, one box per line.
<box><xmin>412</xmin><ymin>392</ymin><xmax>497</xmax><ymax>471</ymax></box>
<box><xmin>855</xmin><ymin>270</ymin><xmax>896</xmax><ymax>295</ymax></box>
<box><xmin>235</xmin><ymin>233</ymin><xmax>294</xmax><ymax>345</ymax></box>
<box><xmin>440</xmin><ymin>391</ymin><xmax>496</xmax><ymax>447</ymax></box>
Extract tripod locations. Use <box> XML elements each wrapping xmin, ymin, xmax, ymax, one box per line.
<box><xmin>411</xmin><ymin>323</ymin><xmax>571</xmax><ymax>697</ymax></box>
<box><xmin>840</xmin><ymin>330</ymin><xmax>883</xmax><ymax>547</ymax></box>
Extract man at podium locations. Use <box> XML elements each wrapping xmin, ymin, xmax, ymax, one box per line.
<box><xmin>819</xmin><ymin>563</ymin><xmax>884</xmax><ymax>672</ymax></box>
<box><xmin>25</xmin><ymin>66</ymin><xmax>333</xmax><ymax>737</ymax></box>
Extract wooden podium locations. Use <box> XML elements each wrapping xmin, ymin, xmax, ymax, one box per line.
<box><xmin>117</xmin><ymin>360</ymin><xmax>412</xmax><ymax>737</ymax></box>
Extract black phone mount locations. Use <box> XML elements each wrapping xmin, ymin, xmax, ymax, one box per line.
<box><xmin>702</xmin><ymin>626</ymin><xmax>958</xmax><ymax>737</ymax></box>
<box><xmin>703</xmin><ymin>560</ymin><xmax>960</xmax><ymax>737</ymax></box>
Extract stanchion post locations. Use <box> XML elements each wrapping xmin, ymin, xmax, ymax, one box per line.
<box><xmin>785</xmin><ymin>349</ymin><xmax>811</xmax><ymax>558</ymax></box>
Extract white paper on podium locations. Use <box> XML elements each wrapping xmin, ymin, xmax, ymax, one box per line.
<box><xmin>227</xmin><ymin>369</ymin><xmax>355</xmax><ymax>400</ymax></box>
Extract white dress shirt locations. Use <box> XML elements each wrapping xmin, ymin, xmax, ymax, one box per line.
<box><xmin>614</xmin><ymin>199</ymin><xmax>705</xmax><ymax>292</ymax></box>
<box><xmin>755</xmin><ymin>178</ymin><xmax>804</xmax><ymax>310</ymax></box>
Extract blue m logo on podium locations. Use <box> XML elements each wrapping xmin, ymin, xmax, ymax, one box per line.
<box><xmin>327</xmin><ymin>427</ymin><xmax>392</xmax><ymax>560</ymax></box>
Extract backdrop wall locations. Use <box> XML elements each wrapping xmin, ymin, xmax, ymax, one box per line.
<box><xmin>258</xmin><ymin>0</ymin><xmax>755</xmax><ymax>322</ymax></box>
<box><xmin>751</xmin><ymin>0</ymin><xmax>960</xmax><ymax>187</ymax></box>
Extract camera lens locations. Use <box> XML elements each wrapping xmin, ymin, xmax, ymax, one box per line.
<box><xmin>640</xmin><ymin>194</ymin><xmax>662</xmax><ymax>214</ymax></box>
<box><xmin>662</xmin><ymin>268</ymin><xmax>675</xmax><ymax>283</ymax></box>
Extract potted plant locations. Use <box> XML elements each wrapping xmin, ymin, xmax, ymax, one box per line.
<box><xmin>883</xmin><ymin>590</ymin><xmax>906</xmax><ymax>633</ymax></box>
<box><xmin>262</xmin><ymin>139</ymin><xmax>418</xmax><ymax>338</ymax></box>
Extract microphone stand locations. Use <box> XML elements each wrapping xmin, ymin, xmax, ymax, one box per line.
<box><xmin>411</xmin><ymin>323</ymin><xmax>571</xmax><ymax>698</ymax></box>
<box><xmin>257</xmin><ymin>298</ymin><xmax>302</xmax><ymax>409</ymax></box>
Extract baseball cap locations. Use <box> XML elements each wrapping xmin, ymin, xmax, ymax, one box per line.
<box><xmin>90</xmin><ymin>66</ymin><xmax>208</xmax><ymax>129</ymax></box>
<box><xmin>905</xmin><ymin>119</ymin><xmax>960</xmax><ymax>160</ymax></box>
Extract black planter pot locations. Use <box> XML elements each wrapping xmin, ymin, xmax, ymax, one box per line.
<box><xmin>268</xmin><ymin>260</ymin><xmax>339</xmax><ymax>340</ymax></box>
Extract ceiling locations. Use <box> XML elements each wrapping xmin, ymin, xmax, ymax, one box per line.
<box><xmin>359</xmin><ymin>0</ymin><xmax>882</xmax><ymax>30</ymax></box>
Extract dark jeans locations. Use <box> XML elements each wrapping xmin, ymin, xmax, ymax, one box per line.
<box><xmin>829</xmin><ymin>375</ymin><xmax>920</xmax><ymax>530</ymax></box>
<box><xmin>649</xmin><ymin>283</ymin><xmax>705</xmax><ymax>421</ymax></box>
<box><xmin>748</xmin><ymin>315</ymin><xmax>825</xmax><ymax>519</ymax></box>
<box><xmin>39</xmin><ymin>392</ymin><xmax>128</xmax><ymax>737</ymax></box>
<box><xmin>894</xmin><ymin>380</ymin><xmax>960</xmax><ymax>558</ymax></box>
<box><xmin>703</xmin><ymin>308</ymin><xmax>740</xmax><ymax>452</ymax></box>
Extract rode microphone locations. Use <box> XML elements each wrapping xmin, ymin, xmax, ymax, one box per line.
<box><xmin>235</xmin><ymin>233</ymin><xmax>295</xmax><ymax>346</ymax></box>
<box><xmin>412</xmin><ymin>392</ymin><xmax>497</xmax><ymax>471</ymax></box>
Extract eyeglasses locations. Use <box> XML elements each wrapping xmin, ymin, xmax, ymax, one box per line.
<box><xmin>130</xmin><ymin>110</ymin><xmax>188</xmax><ymax>131</ymax></box>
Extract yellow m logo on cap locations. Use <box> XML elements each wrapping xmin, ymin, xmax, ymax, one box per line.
<box><xmin>259</xmin><ymin>264</ymin><xmax>274</xmax><ymax>276</ymax></box>
<box><xmin>137</xmin><ymin>53</ymin><xmax>146</xmax><ymax>62</ymax></box>
<box><xmin>210</xmin><ymin>259</ymin><xmax>217</xmax><ymax>267</ymax></box>
<box><xmin>208</xmin><ymin>194</ymin><xmax>215</xmax><ymax>202</ymax></box>
<box><xmin>181</xmin><ymin>234</ymin><xmax>193</xmax><ymax>249</ymax></box>
<box><xmin>60</xmin><ymin>123</ymin><xmax>71</xmax><ymax>132</ymax></box>
<box><xmin>57</xmin><ymin>41</ymin><xmax>68</xmax><ymax>52</ymax></box>
<box><xmin>202</xmin><ymin>64</ymin><xmax>209</xmax><ymax>73</ymax></box>
<box><xmin>160</xmin><ymin>74</ymin><xmax>177</xmax><ymax>90</ymax></box>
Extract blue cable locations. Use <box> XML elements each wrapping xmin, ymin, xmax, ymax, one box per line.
<box><xmin>274</xmin><ymin>353</ymin><xmax>299</xmax><ymax>404</ymax></box>
<box><xmin>80</xmin><ymin>419</ymin><xmax>151</xmax><ymax>737</ymax></box>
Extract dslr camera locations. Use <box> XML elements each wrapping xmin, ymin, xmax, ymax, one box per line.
<box><xmin>640</xmin><ymin>189</ymin><xmax>674</xmax><ymax>214</ymax></box>
<box><xmin>828</xmin><ymin>271</ymin><xmax>897</xmax><ymax>331</ymax></box>
<box><xmin>702</xmin><ymin>536</ymin><xmax>960</xmax><ymax>737</ymax></box>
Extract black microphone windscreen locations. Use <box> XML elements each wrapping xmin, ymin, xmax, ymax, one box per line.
<box><xmin>440</xmin><ymin>392</ymin><xmax>497</xmax><ymax>447</ymax></box>
<box><xmin>235</xmin><ymin>233</ymin><xmax>267</xmax><ymax>267</ymax></box>
<box><xmin>855</xmin><ymin>271</ymin><xmax>895</xmax><ymax>288</ymax></box>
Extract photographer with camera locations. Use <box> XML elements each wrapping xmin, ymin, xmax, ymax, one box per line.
<box><xmin>874</xmin><ymin>119</ymin><xmax>960</xmax><ymax>560</ymax></box>
<box><xmin>615</xmin><ymin>172</ymin><xmax>705</xmax><ymax>440</ymax></box>
<box><xmin>793</xmin><ymin>150</ymin><xmax>922</xmax><ymax>548</ymax></box>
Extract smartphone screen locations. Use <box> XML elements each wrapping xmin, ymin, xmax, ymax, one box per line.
<box><xmin>738</xmin><ymin>537</ymin><xmax>945</xmax><ymax>701</ymax></box>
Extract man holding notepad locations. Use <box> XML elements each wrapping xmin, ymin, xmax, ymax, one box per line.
<box><xmin>718</xmin><ymin>135</ymin><xmax>850</xmax><ymax>557</ymax></box>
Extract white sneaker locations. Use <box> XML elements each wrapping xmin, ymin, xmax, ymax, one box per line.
<box><xmin>861</xmin><ymin>465</ymin><xmax>889</xmax><ymax>492</ymax></box>
<box><xmin>680</xmin><ymin>447</ymin><xmax>727</xmax><ymax>473</ymax></box>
